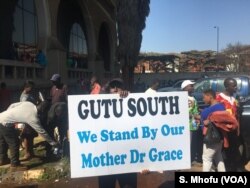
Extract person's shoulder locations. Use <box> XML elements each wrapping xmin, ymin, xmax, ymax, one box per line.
<box><xmin>217</xmin><ymin>92</ymin><xmax>227</xmax><ymax>99</ymax></box>
<box><xmin>145</xmin><ymin>88</ymin><xmax>156</xmax><ymax>93</ymax></box>
<box><xmin>210</xmin><ymin>110</ymin><xmax>230</xmax><ymax>117</ymax></box>
<box><xmin>201</xmin><ymin>106</ymin><xmax>210</xmax><ymax>115</ymax></box>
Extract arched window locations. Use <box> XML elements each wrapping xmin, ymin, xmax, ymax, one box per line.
<box><xmin>68</xmin><ymin>23</ymin><xmax>88</xmax><ymax>69</ymax></box>
<box><xmin>12</xmin><ymin>0</ymin><xmax>37</xmax><ymax>62</ymax></box>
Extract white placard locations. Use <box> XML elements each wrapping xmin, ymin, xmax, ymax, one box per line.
<box><xmin>68</xmin><ymin>92</ymin><xmax>190</xmax><ymax>178</ymax></box>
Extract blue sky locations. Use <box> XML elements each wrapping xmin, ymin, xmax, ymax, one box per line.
<box><xmin>140</xmin><ymin>0</ymin><xmax>250</xmax><ymax>53</ymax></box>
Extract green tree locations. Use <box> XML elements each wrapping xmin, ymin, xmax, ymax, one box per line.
<box><xmin>223</xmin><ymin>42</ymin><xmax>250</xmax><ymax>72</ymax></box>
<box><xmin>116</xmin><ymin>0</ymin><xmax>150</xmax><ymax>90</ymax></box>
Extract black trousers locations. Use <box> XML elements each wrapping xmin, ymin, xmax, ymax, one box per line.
<box><xmin>0</xmin><ymin>124</ymin><xmax>20</xmax><ymax>165</ymax></box>
<box><xmin>44</xmin><ymin>125</ymin><xmax>54</xmax><ymax>157</ymax></box>
<box><xmin>223</xmin><ymin>132</ymin><xmax>243</xmax><ymax>171</ymax></box>
<box><xmin>0</xmin><ymin>138</ymin><xmax>8</xmax><ymax>161</ymax></box>
<box><xmin>191</xmin><ymin>127</ymin><xmax>203</xmax><ymax>163</ymax></box>
<box><xmin>98</xmin><ymin>173</ymin><xmax>137</xmax><ymax>188</ymax></box>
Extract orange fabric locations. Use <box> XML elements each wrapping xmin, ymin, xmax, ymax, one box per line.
<box><xmin>205</xmin><ymin>111</ymin><xmax>239</xmax><ymax>148</ymax></box>
<box><xmin>90</xmin><ymin>83</ymin><xmax>101</xmax><ymax>94</ymax></box>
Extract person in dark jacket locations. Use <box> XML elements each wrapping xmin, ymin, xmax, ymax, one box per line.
<box><xmin>98</xmin><ymin>78</ymin><xmax>136</xmax><ymax>188</ymax></box>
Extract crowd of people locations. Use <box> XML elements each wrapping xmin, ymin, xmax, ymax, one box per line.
<box><xmin>0</xmin><ymin>74</ymin><xmax>68</xmax><ymax>171</ymax></box>
<box><xmin>144</xmin><ymin>77</ymin><xmax>247</xmax><ymax>172</ymax></box>
<box><xmin>181</xmin><ymin>77</ymin><xmax>245</xmax><ymax>172</ymax></box>
<box><xmin>0</xmin><ymin>74</ymin><xmax>248</xmax><ymax>187</ymax></box>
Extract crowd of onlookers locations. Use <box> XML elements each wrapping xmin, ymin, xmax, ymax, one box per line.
<box><xmin>0</xmin><ymin>74</ymin><xmax>249</xmax><ymax>187</ymax></box>
<box><xmin>182</xmin><ymin>78</ymin><xmax>242</xmax><ymax>172</ymax></box>
<box><xmin>146</xmin><ymin>77</ymin><xmax>249</xmax><ymax>172</ymax></box>
<box><xmin>0</xmin><ymin>74</ymin><xmax>125</xmax><ymax>171</ymax></box>
<box><xmin>0</xmin><ymin>73</ymin><xmax>68</xmax><ymax>171</ymax></box>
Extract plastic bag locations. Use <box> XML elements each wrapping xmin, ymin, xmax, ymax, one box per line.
<box><xmin>203</xmin><ymin>122</ymin><xmax>222</xmax><ymax>145</ymax></box>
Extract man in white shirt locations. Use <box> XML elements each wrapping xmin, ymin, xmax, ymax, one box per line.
<box><xmin>0</xmin><ymin>101</ymin><xmax>57</xmax><ymax>170</ymax></box>
<box><xmin>145</xmin><ymin>79</ymin><xmax>160</xmax><ymax>93</ymax></box>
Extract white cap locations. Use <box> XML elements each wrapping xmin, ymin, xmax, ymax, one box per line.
<box><xmin>181</xmin><ymin>80</ymin><xmax>195</xmax><ymax>90</ymax></box>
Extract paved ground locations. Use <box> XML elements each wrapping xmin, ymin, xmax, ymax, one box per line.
<box><xmin>0</xmin><ymin>136</ymin><xmax>202</xmax><ymax>188</ymax></box>
<box><xmin>0</xmin><ymin>171</ymin><xmax>176</xmax><ymax>188</ymax></box>
<box><xmin>37</xmin><ymin>171</ymin><xmax>175</xmax><ymax>188</ymax></box>
<box><xmin>0</xmin><ymin>165</ymin><xmax>202</xmax><ymax>188</ymax></box>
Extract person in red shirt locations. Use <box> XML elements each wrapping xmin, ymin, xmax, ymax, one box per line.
<box><xmin>49</xmin><ymin>74</ymin><xmax>68</xmax><ymax>150</ymax></box>
<box><xmin>90</xmin><ymin>75</ymin><xmax>101</xmax><ymax>94</ymax></box>
<box><xmin>50</xmin><ymin>74</ymin><xmax>68</xmax><ymax>104</ymax></box>
<box><xmin>216</xmin><ymin>78</ymin><xmax>238</xmax><ymax>118</ymax></box>
<box><xmin>216</xmin><ymin>77</ymin><xmax>243</xmax><ymax>171</ymax></box>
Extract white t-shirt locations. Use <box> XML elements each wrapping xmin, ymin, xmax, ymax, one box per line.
<box><xmin>0</xmin><ymin>101</ymin><xmax>56</xmax><ymax>145</ymax></box>
<box><xmin>145</xmin><ymin>88</ymin><xmax>157</xmax><ymax>94</ymax></box>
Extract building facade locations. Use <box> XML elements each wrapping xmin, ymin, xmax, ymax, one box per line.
<box><xmin>0</xmin><ymin>0</ymin><xmax>117</xmax><ymax>91</ymax></box>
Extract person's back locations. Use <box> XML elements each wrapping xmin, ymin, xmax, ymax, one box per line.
<box><xmin>50</xmin><ymin>84</ymin><xmax>67</xmax><ymax>104</ymax></box>
<box><xmin>0</xmin><ymin>102</ymin><xmax>40</xmax><ymax>128</ymax></box>
<box><xmin>50</xmin><ymin>74</ymin><xmax>68</xmax><ymax>104</ymax></box>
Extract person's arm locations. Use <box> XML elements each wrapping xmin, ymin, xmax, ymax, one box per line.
<box><xmin>193</xmin><ymin>99</ymin><xmax>199</xmax><ymax>115</ymax></box>
<box><xmin>199</xmin><ymin>108</ymin><xmax>211</xmax><ymax>135</ymax></box>
<box><xmin>63</xmin><ymin>84</ymin><xmax>68</xmax><ymax>101</ymax></box>
<box><xmin>49</xmin><ymin>87</ymin><xmax>53</xmax><ymax>100</ymax></box>
<box><xmin>28</xmin><ymin>117</ymin><xmax>57</xmax><ymax>146</ymax></box>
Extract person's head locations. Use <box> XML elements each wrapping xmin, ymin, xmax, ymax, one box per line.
<box><xmin>50</xmin><ymin>73</ymin><xmax>61</xmax><ymax>86</ymax></box>
<box><xmin>23</xmin><ymin>80</ymin><xmax>35</xmax><ymax>93</ymax></box>
<box><xmin>224</xmin><ymin>77</ymin><xmax>237</xmax><ymax>96</ymax></box>
<box><xmin>107</xmin><ymin>78</ymin><xmax>124</xmax><ymax>94</ymax></box>
<box><xmin>150</xmin><ymin>79</ymin><xmax>160</xmax><ymax>90</ymax></box>
<box><xmin>202</xmin><ymin>89</ymin><xmax>216</xmax><ymax>105</ymax></box>
<box><xmin>181</xmin><ymin>80</ymin><xmax>195</xmax><ymax>95</ymax></box>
